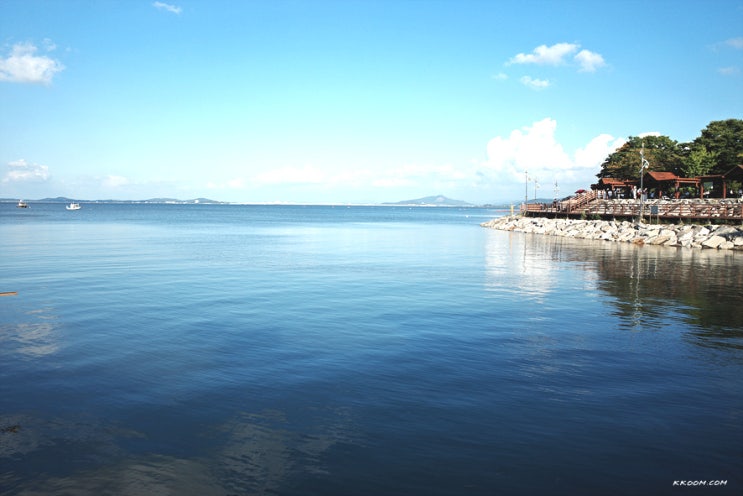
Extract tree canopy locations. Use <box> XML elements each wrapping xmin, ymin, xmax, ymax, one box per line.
<box><xmin>597</xmin><ymin>119</ymin><xmax>743</xmax><ymax>180</ymax></box>
<box><xmin>693</xmin><ymin>119</ymin><xmax>743</xmax><ymax>175</ymax></box>
<box><xmin>597</xmin><ymin>135</ymin><xmax>684</xmax><ymax>179</ymax></box>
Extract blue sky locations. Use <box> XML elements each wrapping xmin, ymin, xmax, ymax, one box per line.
<box><xmin>1</xmin><ymin>0</ymin><xmax>741</xmax><ymax>204</ymax></box>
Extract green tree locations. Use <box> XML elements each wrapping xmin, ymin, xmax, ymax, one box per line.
<box><xmin>680</xmin><ymin>146</ymin><xmax>717</xmax><ymax>178</ymax></box>
<box><xmin>693</xmin><ymin>119</ymin><xmax>743</xmax><ymax>175</ymax></box>
<box><xmin>597</xmin><ymin>135</ymin><xmax>683</xmax><ymax>179</ymax></box>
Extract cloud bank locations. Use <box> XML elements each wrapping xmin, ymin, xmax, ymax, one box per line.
<box><xmin>480</xmin><ymin>118</ymin><xmax>624</xmax><ymax>192</ymax></box>
<box><xmin>208</xmin><ymin>119</ymin><xmax>625</xmax><ymax>203</ymax></box>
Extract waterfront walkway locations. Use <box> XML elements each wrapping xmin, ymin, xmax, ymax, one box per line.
<box><xmin>524</xmin><ymin>191</ymin><xmax>743</xmax><ymax>221</ymax></box>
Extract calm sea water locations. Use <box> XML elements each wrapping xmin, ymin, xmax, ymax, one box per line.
<box><xmin>1</xmin><ymin>203</ymin><xmax>741</xmax><ymax>495</ymax></box>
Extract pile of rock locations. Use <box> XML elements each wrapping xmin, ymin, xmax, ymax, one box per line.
<box><xmin>481</xmin><ymin>216</ymin><xmax>743</xmax><ymax>250</ymax></box>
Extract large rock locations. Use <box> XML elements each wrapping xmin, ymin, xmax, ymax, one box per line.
<box><xmin>480</xmin><ymin>216</ymin><xmax>742</xmax><ymax>251</ymax></box>
<box><xmin>701</xmin><ymin>235</ymin><xmax>726</xmax><ymax>249</ymax></box>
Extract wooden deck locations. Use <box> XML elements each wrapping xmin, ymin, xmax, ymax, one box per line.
<box><xmin>522</xmin><ymin>192</ymin><xmax>743</xmax><ymax>222</ymax></box>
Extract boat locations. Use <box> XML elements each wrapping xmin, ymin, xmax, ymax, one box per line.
<box><xmin>17</xmin><ymin>200</ymin><xmax>28</xmax><ymax>208</ymax></box>
<box><xmin>66</xmin><ymin>202</ymin><xmax>81</xmax><ymax>210</ymax></box>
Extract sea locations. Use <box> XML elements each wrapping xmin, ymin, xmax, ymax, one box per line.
<box><xmin>1</xmin><ymin>203</ymin><xmax>741</xmax><ymax>496</ymax></box>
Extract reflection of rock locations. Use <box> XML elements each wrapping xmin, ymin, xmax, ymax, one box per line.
<box><xmin>0</xmin><ymin>413</ymin><xmax>142</xmax><ymax>460</ymax></box>
<box><xmin>215</xmin><ymin>408</ymin><xmax>357</xmax><ymax>494</ymax></box>
<box><xmin>0</xmin><ymin>413</ymin><xmax>217</xmax><ymax>495</ymax></box>
<box><xmin>9</xmin><ymin>454</ymin><xmax>217</xmax><ymax>495</ymax></box>
<box><xmin>0</xmin><ymin>414</ymin><xmax>50</xmax><ymax>459</ymax></box>
<box><xmin>0</xmin><ymin>305</ymin><xmax>60</xmax><ymax>358</ymax></box>
<box><xmin>13</xmin><ymin>322</ymin><xmax>59</xmax><ymax>357</ymax></box>
<box><xmin>2</xmin><ymin>405</ymin><xmax>359</xmax><ymax>495</ymax></box>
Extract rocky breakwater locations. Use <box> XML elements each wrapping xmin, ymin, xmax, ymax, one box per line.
<box><xmin>481</xmin><ymin>217</ymin><xmax>743</xmax><ymax>250</ymax></box>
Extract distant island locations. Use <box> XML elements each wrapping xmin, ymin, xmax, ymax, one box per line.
<box><xmin>3</xmin><ymin>195</ymin><xmax>513</xmax><ymax>208</ymax></box>
<box><xmin>382</xmin><ymin>195</ymin><xmax>473</xmax><ymax>206</ymax></box>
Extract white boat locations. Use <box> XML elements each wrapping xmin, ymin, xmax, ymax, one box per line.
<box><xmin>17</xmin><ymin>200</ymin><xmax>28</xmax><ymax>208</ymax></box>
<box><xmin>66</xmin><ymin>202</ymin><xmax>81</xmax><ymax>210</ymax></box>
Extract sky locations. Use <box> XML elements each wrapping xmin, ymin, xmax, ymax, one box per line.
<box><xmin>1</xmin><ymin>0</ymin><xmax>742</xmax><ymax>204</ymax></box>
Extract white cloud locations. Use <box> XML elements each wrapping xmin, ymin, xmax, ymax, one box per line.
<box><xmin>480</xmin><ymin>118</ymin><xmax>624</xmax><ymax>190</ymax></box>
<box><xmin>102</xmin><ymin>175</ymin><xmax>130</xmax><ymax>188</ymax></box>
<box><xmin>484</xmin><ymin>119</ymin><xmax>570</xmax><ymax>178</ymax></box>
<box><xmin>252</xmin><ymin>165</ymin><xmax>327</xmax><ymax>185</ymax></box>
<box><xmin>42</xmin><ymin>38</ymin><xmax>57</xmax><ymax>51</ymax></box>
<box><xmin>508</xmin><ymin>43</ymin><xmax>579</xmax><ymax>66</ymax></box>
<box><xmin>153</xmin><ymin>2</ymin><xmax>182</xmax><ymax>14</ymax></box>
<box><xmin>370</xmin><ymin>163</ymin><xmax>466</xmax><ymax>189</ymax></box>
<box><xmin>507</xmin><ymin>42</ymin><xmax>607</xmax><ymax>74</ymax></box>
<box><xmin>574</xmin><ymin>134</ymin><xmax>626</xmax><ymax>169</ymax></box>
<box><xmin>718</xmin><ymin>66</ymin><xmax>740</xmax><ymax>76</ymax></box>
<box><xmin>227</xmin><ymin>177</ymin><xmax>245</xmax><ymax>188</ymax></box>
<box><xmin>204</xmin><ymin>119</ymin><xmax>624</xmax><ymax>203</ymax></box>
<box><xmin>206</xmin><ymin>177</ymin><xmax>246</xmax><ymax>189</ymax></box>
<box><xmin>491</xmin><ymin>72</ymin><xmax>508</xmax><ymax>81</ymax></box>
<box><xmin>725</xmin><ymin>37</ymin><xmax>743</xmax><ymax>50</ymax></box>
<box><xmin>3</xmin><ymin>159</ymin><xmax>50</xmax><ymax>182</ymax></box>
<box><xmin>519</xmin><ymin>76</ymin><xmax>551</xmax><ymax>90</ymax></box>
<box><xmin>574</xmin><ymin>49</ymin><xmax>606</xmax><ymax>72</ymax></box>
<box><xmin>0</xmin><ymin>42</ymin><xmax>65</xmax><ymax>84</ymax></box>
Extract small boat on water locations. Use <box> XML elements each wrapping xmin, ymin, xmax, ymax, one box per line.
<box><xmin>17</xmin><ymin>200</ymin><xmax>28</xmax><ymax>208</ymax></box>
<box><xmin>66</xmin><ymin>202</ymin><xmax>81</xmax><ymax>210</ymax></box>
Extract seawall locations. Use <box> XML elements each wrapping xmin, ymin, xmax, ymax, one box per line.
<box><xmin>481</xmin><ymin>216</ymin><xmax>743</xmax><ymax>250</ymax></box>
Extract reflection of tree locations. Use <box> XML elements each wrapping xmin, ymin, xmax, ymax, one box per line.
<box><xmin>547</xmin><ymin>238</ymin><xmax>743</xmax><ymax>349</ymax></box>
<box><xmin>486</xmin><ymin>229</ymin><xmax>743</xmax><ymax>349</ymax></box>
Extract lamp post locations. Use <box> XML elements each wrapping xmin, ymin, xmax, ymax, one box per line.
<box><xmin>533</xmin><ymin>177</ymin><xmax>539</xmax><ymax>202</ymax></box>
<box><xmin>638</xmin><ymin>144</ymin><xmax>649</xmax><ymax>223</ymax></box>
<box><xmin>524</xmin><ymin>171</ymin><xmax>529</xmax><ymax>211</ymax></box>
<box><xmin>553</xmin><ymin>180</ymin><xmax>559</xmax><ymax>211</ymax></box>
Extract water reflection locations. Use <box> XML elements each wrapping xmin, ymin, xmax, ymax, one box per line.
<box><xmin>484</xmin><ymin>232</ymin><xmax>557</xmax><ymax>301</ymax></box>
<box><xmin>0</xmin><ymin>304</ymin><xmax>60</xmax><ymax>358</ymax></box>
<box><xmin>485</xmin><ymin>230</ymin><xmax>743</xmax><ymax>349</ymax></box>
<box><xmin>0</xmin><ymin>406</ymin><xmax>357</xmax><ymax>495</ymax></box>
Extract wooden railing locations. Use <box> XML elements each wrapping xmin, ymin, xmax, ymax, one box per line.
<box><xmin>521</xmin><ymin>191</ymin><xmax>598</xmax><ymax>214</ymax></box>
<box><xmin>523</xmin><ymin>197</ymin><xmax>743</xmax><ymax>220</ymax></box>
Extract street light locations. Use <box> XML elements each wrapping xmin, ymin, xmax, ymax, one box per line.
<box><xmin>638</xmin><ymin>144</ymin><xmax>649</xmax><ymax>223</ymax></box>
<box><xmin>524</xmin><ymin>171</ymin><xmax>529</xmax><ymax>210</ymax></box>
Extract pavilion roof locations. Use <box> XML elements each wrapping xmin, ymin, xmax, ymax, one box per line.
<box><xmin>724</xmin><ymin>164</ymin><xmax>743</xmax><ymax>180</ymax></box>
<box><xmin>645</xmin><ymin>171</ymin><xmax>679</xmax><ymax>182</ymax></box>
<box><xmin>598</xmin><ymin>177</ymin><xmax>635</xmax><ymax>186</ymax></box>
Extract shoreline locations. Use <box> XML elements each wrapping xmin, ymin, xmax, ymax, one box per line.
<box><xmin>481</xmin><ymin>216</ymin><xmax>743</xmax><ymax>251</ymax></box>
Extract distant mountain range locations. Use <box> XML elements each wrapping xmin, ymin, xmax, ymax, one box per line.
<box><xmin>383</xmin><ymin>195</ymin><xmax>473</xmax><ymax>206</ymax></box>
